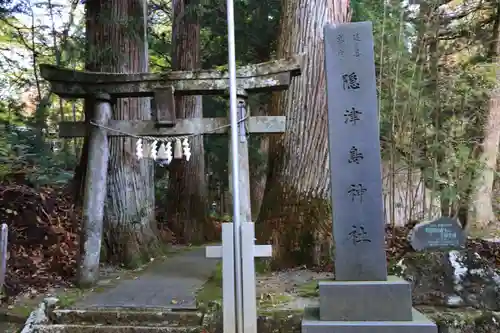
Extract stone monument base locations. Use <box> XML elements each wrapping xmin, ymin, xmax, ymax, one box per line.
<box><xmin>301</xmin><ymin>276</ymin><xmax>437</xmax><ymax>333</ymax></box>
<box><xmin>319</xmin><ymin>276</ymin><xmax>413</xmax><ymax>321</ymax></box>
<box><xmin>302</xmin><ymin>307</ymin><xmax>437</xmax><ymax>333</ymax></box>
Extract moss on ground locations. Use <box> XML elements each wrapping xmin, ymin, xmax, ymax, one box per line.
<box><xmin>255</xmin><ymin>258</ymin><xmax>272</xmax><ymax>274</ymax></box>
<box><xmin>195</xmin><ymin>261</ymin><xmax>294</xmax><ymax>311</ymax></box>
<box><xmin>57</xmin><ymin>288</ymin><xmax>92</xmax><ymax>308</ymax></box>
<box><xmin>296</xmin><ymin>280</ymin><xmax>318</xmax><ymax>298</ymax></box>
<box><xmin>258</xmin><ymin>293</ymin><xmax>293</xmax><ymax>310</ymax></box>
<box><xmin>196</xmin><ymin>262</ymin><xmax>223</xmax><ymax>309</ymax></box>
<box><xmin>0</xmin><ymin>322</ymin><xmax>21</xmax><ymax>333</ymax></box>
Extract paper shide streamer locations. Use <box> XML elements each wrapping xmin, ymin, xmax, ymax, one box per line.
<box><xmin>135</xmin><ymin>138</ymin><xmax>191</xmax><ymax>165</ymax></box>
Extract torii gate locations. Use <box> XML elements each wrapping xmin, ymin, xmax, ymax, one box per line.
<box><xmin>39</xmin><ymin>55</ymin><xmax>302</xmax><ymax>333</ymax></box>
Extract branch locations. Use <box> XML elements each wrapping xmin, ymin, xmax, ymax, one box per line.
<box><xmin>29</xmin><ymin>6</ymin><xmax>42</xmax><ymax>102</ymax></box>
<box><xmin>150</xmin><ymin>0</ymin><xmax>172</xmax><ymax>19</ymax></box>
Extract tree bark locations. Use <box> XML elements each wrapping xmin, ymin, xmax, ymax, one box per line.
<box><xmin>467</xmin><ymin>3</ymin><xmax>500</xmax><ymax>232</ymax></box>
<box><xmin>256</xmin><ymin>0</ymin><xmax>350</xmax><ymax>268</ymax></box>
<box><xmin>166</xmin><ymin>0</ymin><xmax>209</xmax><ymax>244</ymax></box>
<box><xmin>76</xmin><ymin>0</ymin><xmax>160</xmax><ymax>267</ymax></box>
<box><xmin>246</xmin><ymin>2</ymin><xmax>275</xmax><ymax>220</ymax></box>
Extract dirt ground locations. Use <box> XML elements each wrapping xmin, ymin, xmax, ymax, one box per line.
<box><xmin>256</xmin><ymin>267</ymin><xmax>332</xmax><ymax>311</ymax></box>
<box><xmin>257</xmin><ymin>267</ymin><xmax>332</xmax><ymax>295</ymax></box>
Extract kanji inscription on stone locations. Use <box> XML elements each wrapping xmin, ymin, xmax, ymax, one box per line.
<box><xmin>324</xmin><ymin>22</ymin><xmax>387</xmax><ymax>281</ymax></box>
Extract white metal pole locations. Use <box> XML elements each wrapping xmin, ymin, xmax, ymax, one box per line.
<box><xmin>226</xmin><ymin>0</ymin><xmax>244</xmax><ymax>332</ymax></box>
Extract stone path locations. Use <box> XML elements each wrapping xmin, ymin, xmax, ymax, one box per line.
<box><xmin>75</xmin><ymin>247</ymin><xmax>219</xmax><ymax>310</ymax></box>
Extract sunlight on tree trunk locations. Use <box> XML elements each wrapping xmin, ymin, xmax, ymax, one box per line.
<box><xmin>166</xmin><ymin>0</ymin><xmax>209</xmax><ymax>244</ymax></box>
<box><xmin>75</xmin><ymin>0</ymin><xmax>160</xmax><ymax>267</ymax></box>
<box><xmin>468</xmin><ymin>4</ymin><xmax>500</xmax><ymax>234</ymax></box>
<box><xmin>257</xmin><ymin>0</ymin><xmax>350</xmax><ymax>268</ymax></box>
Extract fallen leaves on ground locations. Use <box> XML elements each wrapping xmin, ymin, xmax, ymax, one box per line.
<box><xmin>385</xmin><ymin>223</ymin><xmax>416</xmax><ymax>262</ymax></box>
<box><xmin>0</xmin><ymin>183</ymin><xmax>80</xmax><ymax>298</ymax></box>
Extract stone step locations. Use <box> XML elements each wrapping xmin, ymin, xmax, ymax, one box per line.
<box><xmin>51</xmin><ymin>309</ymin><xmax>203</xmax><ymax>327</ymax></box>
<box><xmin>318</xmin><ymin>276</ymin><xmax>413</xmax><ymax>321</ymax></box>
<box><xmin>302</xmin><ymin>307</ymin><xmax>437</xmax><ymax>333</ymax></box>
<box><xmin>32</xmin><ymin>324</ymin><xmax>201</xmax><ymax>333</ymax></box>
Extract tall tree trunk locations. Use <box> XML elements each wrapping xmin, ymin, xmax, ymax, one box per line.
<box><xmin>76</xmin><ymin>0</ymin><xmax>160</xmax><ymax>266</ymax></box>
<box><xmin>467</xmin><ymin>4</ymin><xmax>500</xmax><ymax>232</ymax></box>
<box><xmin>257</xmin><ymin>0</ymin><xmax>350</xmax><ymax>268</ymax></box>
<box><xmin>166</xmin><ymin>0</ymin><xmax>208</xmax><ymax>244</ymax></box>
<box><xmin>427</xmin><ymin>5</ymin><xmax>448</xmax><ymax>217</ymax></box>
<box><xmin>248</xmin><ymin>3</ymin><xmax>275</xmax><ymax>220</ymax></box>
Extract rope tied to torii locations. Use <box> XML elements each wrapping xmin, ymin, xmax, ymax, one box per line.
<box><xmin>89</xmin><ymin>112</ymin><xmax>249</xmax><ymax>165</ymax></box>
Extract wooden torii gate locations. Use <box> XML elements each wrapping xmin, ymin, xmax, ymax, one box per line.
<box><xmin>39</xmin><ymin>56</ymin><xmax>303</xmax><ymax>333</ymax></box>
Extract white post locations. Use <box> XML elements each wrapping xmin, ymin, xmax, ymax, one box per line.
<box><xmin>225</xmin><ymin>0</ymin><xmax>244</xmax><ymax>330</ymax></box>
<box><xmin>241</xmin><ymin>223</ymin><xmax>258</xmax><ymax>333</ymax></box>
<box><xmin>206</xmin><ymin>229</ymin><xmax>272</xmax><ymax>333</ymax></box>
<box><xmin>222</xmin><ymin>223</ymin><xmax>236</xmax><ymax>333</ymax></box>
<box><xmin>0</xmin><ymin>223</ymin><xmax>8</xmax><ymax>292</ymax></box>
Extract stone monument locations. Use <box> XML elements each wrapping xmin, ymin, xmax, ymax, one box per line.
<box><xmin>409</xmin><ymin>217</ymin><xmax>466</xmax><ymax>252</ymax></box>
<box><xmin>301</xmin><ymin>22</ymin><xmax>438</xmax><ymax>333</ymax></box>
<box><xmin>408</xmin><ymin>217</ymin><xmax>467</xmax><ymax>251</ymax></box>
